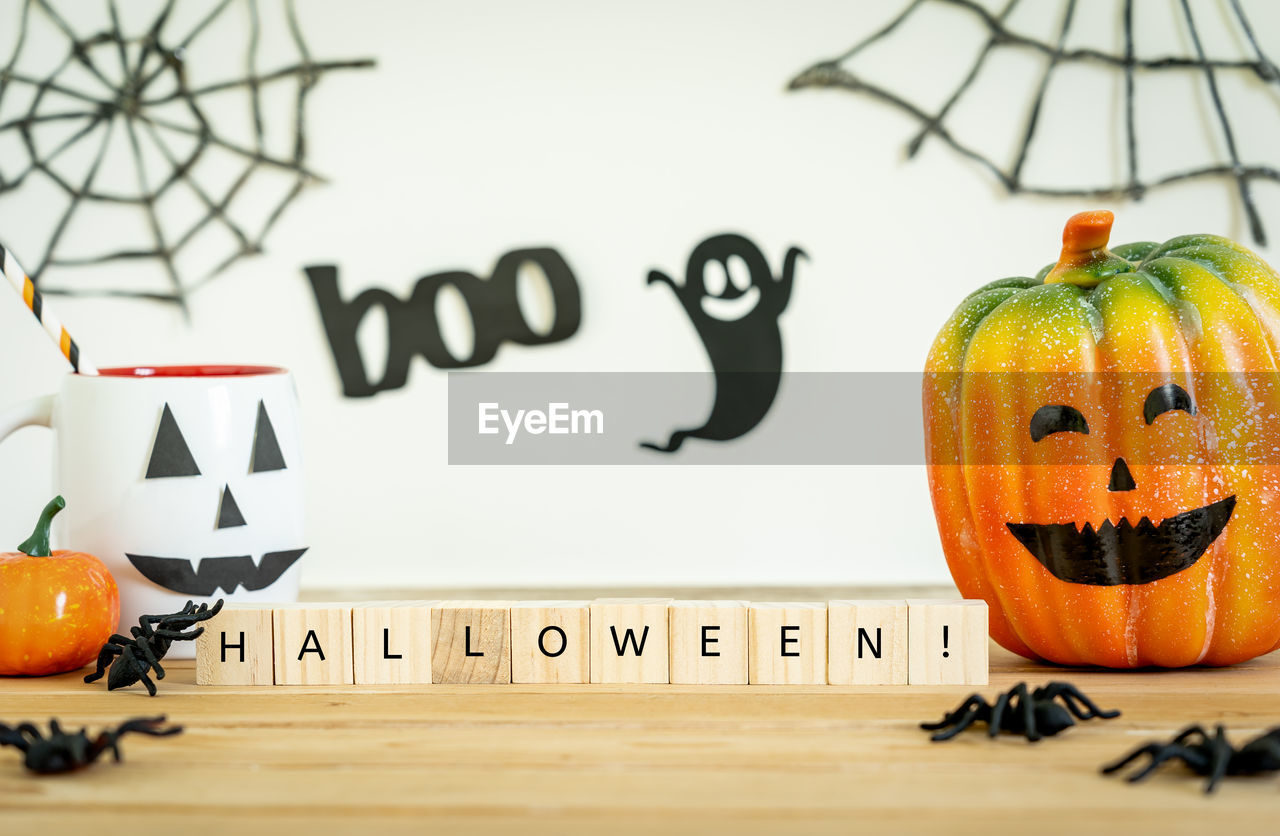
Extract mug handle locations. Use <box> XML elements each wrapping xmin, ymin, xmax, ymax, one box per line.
<box><xmin>0</xmin><ymin>393</ymin><xmax>55</xmax><ymax>441</ymax></box>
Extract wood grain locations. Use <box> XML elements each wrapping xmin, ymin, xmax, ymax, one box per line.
<box><xmin>352</xmin><ymin>602</ymin><xmax>432</xmax><ymax>685</ymax></box>
<box><xmin>828</xmin><ymin>599</ymin><xmax>908</xmax><ymax>685</ymax></box>
<box><xmin>195</xmin><ymin>604</ymin><xmax>274</xmax><ymax>686</ymax></box>
<box><xmin>431</xmin><ymin>602</ymin><xmax>511</xmax><ymax>684</ymax></box>
<box><xmin>272</xmin><ymin>605</ymin><xmax>353</xmax><ymax>685</ymax></box>
<box><xmin>590</xmin><ymin>598</ymin><xmax>671</xmax><ymax>684</ymax></box>
<box><xmin>668</xmin><ymin>600</ymin><xmax>749</xmax><ymax>685</ymax></box>
<box><xmin>907</xmin><ymin>599</ymin><xmax>988</xmax><ymax>686</ymax></box>
<box><xmin>747</xmin><ymin>602</ymin><xmax>827</xmax><ymax>684</ymax></box>
<box><xmin>4</xmin><ymin>589</ymin><xmax>1280</xmax><ymax>833</ymax></box>
<box><xmin>510</xmin><ymin>601</ymin><xmax>590</xmax><ymax>684</ymax></box>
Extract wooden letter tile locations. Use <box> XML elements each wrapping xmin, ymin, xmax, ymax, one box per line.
<box><xmin>748</xmin><ymin>603</ymin><xmax>827</xmax><ymax>684</ymax></box>
<box><xmin>668</xmin><ymin>600</ymin><xmax>748</xmax><ymax>684</ymax></box>
<box><xmin>431</xmin><ymin>602</ymin><xmax>511</xmax><ymax>684</ymax></box>
<box><xmin>510</xmin><ymin>601</ymin><xmax>590</xmax><ymax>683</ymax></box>
<box><xmin>353</xmin><ymin>602</ymin><xmax>432</xmax><ymax>685</ymax></box>
<box><xmin>195</xmin><ymin>604</ymin><xmax>274</xmax><ymax>686</ymax></box>
<box><xmin>907</xmin><ymin>599</ymin><xmax>989</xmax><ymax>685</ymax></box>
<box><xmin>827</xmin><ymin>600</ymin><xmax>908</xmax><ymax>685</ymax></box>
<box><xmin>273</xmin><ymin>605</ymin><xmax>354</xmax><ymax>685</ymax></box>
<box><xmin>590</xmin><ymin>598</ymin><xmax>671</xmax><ymax>683</ymax></box>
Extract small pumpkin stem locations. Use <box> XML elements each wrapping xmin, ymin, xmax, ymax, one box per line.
<box><xmin>1044</xmin><ymin>210</ymin><xmax>1131</xmax><ymax>288</ymax></box>
<box><xmin>17</xmin><ymin>495</ymin><xmax>65</xmax><ymax>557</ymax></box>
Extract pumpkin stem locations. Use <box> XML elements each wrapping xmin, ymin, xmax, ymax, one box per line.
<box><xmin>17</xmin><ymin>495</ymin><xmax>65</xmax><ymax>557</ymax></box>
<box><xmin>1044</xmin><ymin>210</ymin><xmax>1133</xmax><ymax>288</ymax></box>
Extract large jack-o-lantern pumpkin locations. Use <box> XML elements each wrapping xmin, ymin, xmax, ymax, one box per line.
<box><xmin>924</xmin><ymin>210</ymin><xmax>1280</xmax><ymax>668</ymax></box>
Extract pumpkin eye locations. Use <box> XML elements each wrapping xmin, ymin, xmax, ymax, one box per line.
<box><xmin>146</xmin><ymin>403</ymin><xmax>201</xmax><ymax>479</ymax></box>
<box><xmin>1144</xmin><ymin>384</ymin><xmax>1194</xmax><ymax>425</ymax></box>
<box><xmin>250</xmin><ymin>400</ymin><xmax>287</xmax><ymax>473</ymax></box>
<box><xmin>1029</xmin><ymin>405</ymin><xmax>1089</xmax><ymax>442</ymax></box>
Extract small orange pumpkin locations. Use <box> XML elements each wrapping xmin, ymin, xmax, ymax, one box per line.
<box><xmin>0</xmin><ymin>496</ymin><xmax>119</xmax><ymax>676</ymax></box>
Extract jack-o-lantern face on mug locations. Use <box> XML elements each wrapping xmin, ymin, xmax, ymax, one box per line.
<box><xmin>18</xmin><ymin>365</ymin><xmax>306</xmax><ymax>651</ymax></box>
<box><xmin>924</xmin><ymin>211</ymin><xmax>1280</xmax><ymax>669</ymax></box>
<box><xmin>126</xmin><ymin>398</ymin><xmax>307</xmax><ymax>596</ymax></box>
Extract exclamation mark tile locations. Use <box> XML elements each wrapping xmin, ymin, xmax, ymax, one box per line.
<box><xmin>907</xmin><ymin>599</ymin><xmax>988</xmax><ymax>685</ymax></box>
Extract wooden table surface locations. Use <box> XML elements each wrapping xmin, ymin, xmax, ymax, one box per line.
<box><xmin>2</xmin><ymin>591</ymin><xmax>1279</xmax><ymax>834</ymax></box>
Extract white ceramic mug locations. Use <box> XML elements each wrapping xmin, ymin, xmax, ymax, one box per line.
<box><xmin>0</xmin><ymin>365</ymin><xmax>306</xmax><ymax>657</ymax></box>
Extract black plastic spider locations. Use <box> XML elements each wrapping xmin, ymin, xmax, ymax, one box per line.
<box><xmin>921</xmin><ymin>681</ymin><xmax>1121</xmax><ymax>742</ymax></box>
<box><xmin>0</xmin><ymin>716</ymin><xmax>182</xmax><ymax>774</ymax></box>
<box><xmin>1102</xmin><ymin>724</ymin><xmax>1280</xmax><ymax>794</ymax></box>
<box><xmin>84</xmin><ymin>599</ymin><xmax>224</xmax><ymax>696</ymax></box>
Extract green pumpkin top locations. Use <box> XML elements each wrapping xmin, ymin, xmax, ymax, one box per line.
<box><xmin>933</xmin><ymin>210</ymin><xmax>1280</xmax><ymax>376</ymax></box>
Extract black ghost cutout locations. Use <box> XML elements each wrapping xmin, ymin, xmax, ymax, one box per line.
<box><xmin>216</xmin><ymin>485</ymin><xmax>246</xmax><ymax>529</ymax></box>
<box><xmin>251</xmin><ymin>400</ymin><xmax>286</xmax><ymax>472</ymax></box>
<box><xmin>641</xmin><ymin>233</ymin><xmax>806</xmax><ymax>453</ymax></box>
<box><xmin>145</xmin><ymin>404</ymin><xmax>201</xmax><ymax>479</ymax></box>
<box><xmin>1007</xmin><ymin>386</ymin><xmax>1235</xmax><ymax>586</ymax></box>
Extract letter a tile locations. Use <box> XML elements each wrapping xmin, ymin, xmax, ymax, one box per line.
<box><xmin>273</xmin><ymin>605</ymin><xmax>353</xmax><ymax>685</ymax></box>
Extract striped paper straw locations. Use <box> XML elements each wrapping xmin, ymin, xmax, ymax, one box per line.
<box><xmin>1</xmin><ymin>243</ymin><xmax>96</xmax><ymax>374</ymax></box>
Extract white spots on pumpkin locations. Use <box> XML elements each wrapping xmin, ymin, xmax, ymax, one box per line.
<box><xmin>54</xmin><ymin>590</ymin><xmax>66</xmax><ymax>619</ymax></box>
<box><xmin>1195</xmin><ymin>532</ymin><xmax>1218</xmax><ymax>665</ymax></box>
<box><xmin>1124</xmin><ymin>593</ymin><xmax>1139</xmax><ymax>666</ymax></box>
<box><xmin>1176</xmin><ymin>300</ymin><xmax>1204</xmax><ymax>342</ymax></box>
<box><xmin>1078</xmin><ymin>296</ymin><xmax>1105</xmax><ymax>344</ymax></box>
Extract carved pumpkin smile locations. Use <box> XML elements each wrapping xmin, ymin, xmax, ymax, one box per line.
<box><xmin>127</xmin><ymin>549</ymin><xmax>308</xmax><ymax>597</ymax></box>
<box><xmin>1004</xmin><ymin>383</ymin><xmax>1237</xmax><ymax>586</ymax></box>
<box><xmin>1006</xmin><ymin>495</ymin><xmax>1236</xmax><ymax>586</ymax></box>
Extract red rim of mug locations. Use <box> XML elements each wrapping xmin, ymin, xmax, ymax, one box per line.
<box><xmin>97</xmin><ymin>365</ymin><xmax>287</xmax><ymax>378</ymax></box>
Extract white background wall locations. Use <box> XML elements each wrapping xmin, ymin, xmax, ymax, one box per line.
<box><xmin>1</xmin><ymin>0</ymin><xmax>1278</xmax><ymax>588</ymax></box>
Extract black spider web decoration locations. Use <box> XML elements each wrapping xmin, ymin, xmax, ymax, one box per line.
<box><xmin>789</xmin><ymin>0</ymin><xmax>1280</xmax><ymax>245</ymax></box>
<box><xmin>0</xmin><ymin>0</ymin><xmax>374</xmax><ymax>309</ymax></box>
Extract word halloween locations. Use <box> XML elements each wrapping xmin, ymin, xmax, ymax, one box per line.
<box><xmin>195</xmin><ymin>598</ymin><xmax>988</xmax><ymax>686</ymax></box>
<box><xmin>305</xmin><ymin>247</ymin><xmax>582</xmax><ymax>397</ymax></box>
